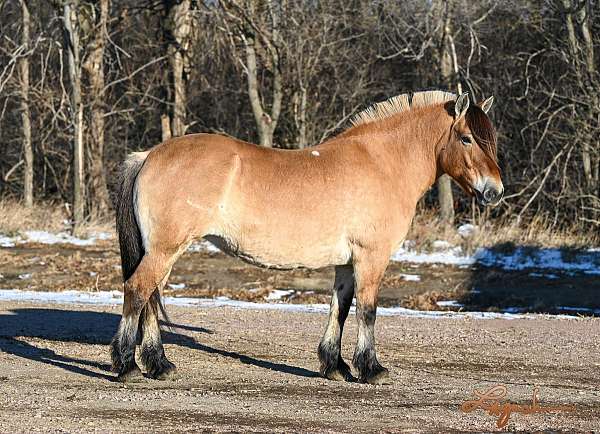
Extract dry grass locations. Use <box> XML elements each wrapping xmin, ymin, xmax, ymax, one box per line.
<box><xmin>0</xmin><ymin>200</ymin><xmax>114</xmax><ymax>237</ymax></box>
<box><xmin>0</xmin><ymin>200</ymin><xmax>595</xmax><ymax>250</ymax></box>
<box><xmin>406</xmin><ymin>209</ymin><xmax>596</xmax><ymax>252</ymax></box>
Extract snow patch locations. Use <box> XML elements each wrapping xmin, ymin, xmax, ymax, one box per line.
<box><xmin>458</xmin><ymin>224</ymin><xmax>476</xmax><ymax>238</ymax></box>
<box><xmin>432</xmin><ymin>240</ymin><xmax>451</xmax><ymax>250</ymax></box>
<box><xmin>0</xmin><ymin>289</ymin><xmax>587</xmax><ymax>320</ymax></box>
<box><xmin>265</xmin><ymin>289</ymin><xmax>294</xmax><ymax>301</ymax></box>
<box><xmin>400</xmin><ymin>274</ymin><xmax>421</xmax><ymax>282</ymax></box>
<box><xmin>474</xmin><ymin>247</ymin><xmax>600</xmax><ymax>275</ymax></box>
<box><xmin>1</xmin><ymin>229</ymin><xmax>598</xmax><ymax>276</ymax></box>
<box><xmin>436</xmin><ymin>300</ymin><xmax>463</xmax><ymax>308</ymax></box>
<box><xmin>167</xmin><ymin>283</ymin><xmax>186</xmax><ymax>290</ymax></box>
<box><xmin>391</xmin><ymin>245</ymin><xmax>474</xmax><ymax>266</ymax></box>
<box><xmin>0</xmin><ymin>231</ymin><xmax>112</xmax><ymax>247</ymax></box>
<box><xmin>391</xmin><ymin>239</ymin><xmax>599</xmax><ymax>274</ymax></box>
<box><xmin>0</xmin><ymin>235</ymin><xmax>16</xmax><ymax>248</ymax></box>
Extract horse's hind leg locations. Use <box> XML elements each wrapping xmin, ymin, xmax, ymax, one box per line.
<box><xmin>111</xmin><ymin>253</ymin><xmax>171</xmax><ymax>382</ymax></box>
<box><xmin>318</xmin><ymin>265</ymin><xmax>355</xmax><ymax>382</ymax></box>
<box><xmin>139</xmin><ymin>271</ymin><xmax>177</xmax><ymax>380</ymax></box>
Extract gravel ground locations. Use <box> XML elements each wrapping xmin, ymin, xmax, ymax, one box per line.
<box><xmin>0</xmin><ymin>301</ymin><xmax>598</xmax><ymax>433</ymax></box>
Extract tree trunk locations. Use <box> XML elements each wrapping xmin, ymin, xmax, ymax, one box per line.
<box><xmin>161</xmin><ymin>114</ymin><xmax>172</xmax><ymax>142</ymax></box>
<box><xmin>435</xmin><ymin>0</ymin><xmax>456</xmax><ymax>226</ymax></box>
<box><xmin>244</xmin><ymin>37</ymin><xmax>274</xmax><ymax>147</ymax></box>
<box><xmin>578</xmin><ymin>2</ymin><xmax>598</xmax><ymax>191</ymax></box>
<box><xmin>166</xmin><ymin>0</ymin><xmax>191</xmax><ymax>137</ymax></box>
<box><xmin>82</xmin><ymin>0</ymin><xmax>110</xmax><ymax>216</ymax></box>
<box><xmin>221</xmin><ymin>1</ymin><xmax>283</xmax><ymax>147</ymax></box>
<box><xmin>64</xmin><ymin>0</ymin><xmax>85</xmax><ymax>234</ymax></box>
<box><xmin>293</xmin><ymin>86</ymin><xmax>307</xmax><ymax>148</ymax></box>
<box><xmin>19</xmin><ymin>0</ymin><xmax>33</xmax><ymax>207</ymax></box>
<box><xmin>562</xmin><ymin>0</ymin><xmax>596</xmax><ymax>192</ymax></box>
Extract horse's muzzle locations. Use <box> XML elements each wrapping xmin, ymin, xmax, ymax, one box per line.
<box><xmin>475</xmin><ymin>185</ymin><xmax>504</xmax><ymax>206</ymax></box>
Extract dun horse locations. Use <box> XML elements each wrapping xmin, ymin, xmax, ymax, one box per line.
<box><xmin>111</xmin><ymin>91</ymin><xmax>503</xmax><ymax>384</ymax></box>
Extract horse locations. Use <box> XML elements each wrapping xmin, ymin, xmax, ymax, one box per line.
<box><xmin>110</xmin><ymin>90</ymin><xmax>503</xmax><ymax>384</ymax></box>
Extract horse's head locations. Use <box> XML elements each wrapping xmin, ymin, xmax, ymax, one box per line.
<box><xmin>439</xmin><ymin>93</ymin><xmax>503</xmax><ymax>206</ymax></box>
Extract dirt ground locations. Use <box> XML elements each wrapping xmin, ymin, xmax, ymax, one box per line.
<box><xmin>0</xmin><ymin>301</ymin><xmax>599</xmax><ymax>433</ymax></box>
<box><xmin>0</xmin><ymin>241</ymin><xmax>599</xmax><ymax>432</ymax></box>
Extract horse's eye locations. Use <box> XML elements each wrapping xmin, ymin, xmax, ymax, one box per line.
<box><xmin>461</xmin><ymin>136</ymin><xmax>472</xmax><ymax>145</ymax></box>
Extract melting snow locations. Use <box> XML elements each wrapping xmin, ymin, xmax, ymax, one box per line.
<box><xmin>0</xmin><ymin>230</ymin><xmax>111</xmax><ymax>247</ymax></box>
<box><xmin>0</xmin><ymin>289</ymin><xmax>587</xmax><ymax>320</ymax></box>
<box><xmin>432</xmin><ymin>240</ymin><xmax>451</xmax><ymax>250</ymax></box>
<box><xmin>400</xmin><ymin>274</ymin><xmax>421</xmax><ymax>282</ymax></box>
<box><xmin>266</xmin><ymin>289</ymin><xmax>294</xmax><ymax>301</ymax></box>
<box><xmin>391</xmin><ymin>245</ymin><xmax>474</xmax><ymax>266</ymax></box>
<box><xmin>473</xmin><ymin>247</ymin><xmax>600</xmax><ymax>275</ymax></box>
<box><xmin>436</xmin><ymin>300</ymin><xmax>463</xmax><ymax>308</ymax></box>
<box><xmin>458</xmin><ymin>224</ymin><xmax>476</xmax><ymax>238</ymax></box>
<box><xmin>1</xmin><ymin>229</ymin><xmax>598</xmax><ymax>275</ymax></box>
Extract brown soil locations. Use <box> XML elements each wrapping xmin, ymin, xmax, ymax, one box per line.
<box><xmin>0</xmin><ymin>301</ymin><xmax>598</xmax><ymax>432</ymax></box>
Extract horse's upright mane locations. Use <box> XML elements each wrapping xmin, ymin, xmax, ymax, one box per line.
<box><xmin>349</xmin><ymin>90</ymin><xmax>456</xmax><ymax>128</ymax></box>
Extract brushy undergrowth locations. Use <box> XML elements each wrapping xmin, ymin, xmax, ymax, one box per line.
<box><xmin>0</xmin><ymin>200</ymin><xmax>114</xmax><ymax>238</ymax></box>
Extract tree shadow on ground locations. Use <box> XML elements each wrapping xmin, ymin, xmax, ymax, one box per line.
<box><xmin>0</xmin><ymin>308</ymin><xmax>318</xmax><ymax>380</ymax></box>
<box><xmin>458</xmin><ymin>243</ymin><xmax>600</xmax><ymax>316</ymax></box>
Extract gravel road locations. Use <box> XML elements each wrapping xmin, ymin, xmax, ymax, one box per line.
<box><xmin>0</xmin><ymin>301</ymin><xmax>598</xmax><ymax>433</ymax></box>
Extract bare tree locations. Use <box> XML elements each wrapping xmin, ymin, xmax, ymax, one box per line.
<box><xmin>434</xmin><ymin>0</ymin><xmax>458</xmax><ymax>226</ymax></box>
<box><xmin>19</xmin><ymin>0</ymin><xmax>33</xmax><ymax>207</ymax></box>
<box><xmin>560</xmin><ymin>0</ymin><xmax>598</xmax><ymax>192</ymax></box>
<box><xmin>83</xmin><ymin>0</ymin><xmax>110</xmax><ymax>215</ymax></box>
<box><xmin>63</xmin><ymin>0</ymin><xmax>85</xmax><ymax>233</ymax></box>
<box><xmin>0</xmin><ymin>0</ymin><xmax>598</xmax><ymax>231</ymax></box>
<box><xmin>220</xmin><ymin>0</ymin><xmax>283</xmax><ymax>147</ymax></box>
<box><xmin>163</xmin><ymin>0</ymin><xmax>192</xmax><ymax>139</ymax></box>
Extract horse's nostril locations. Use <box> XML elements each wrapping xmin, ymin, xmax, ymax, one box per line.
<box><xmin>483</xmin><ymin>188</ymin><xmax>496</xmax><ymax>202</ymax></box>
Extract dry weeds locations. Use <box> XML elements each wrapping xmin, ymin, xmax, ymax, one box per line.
<box><xmin>0</xmin><ymin>200</ymin><xmax>595</xmax><ymax>250</ymax></box>
<box><xmin>0</xmin><ymin>200</ymin><xmax>114</xmax><ymax>237</ymax></box>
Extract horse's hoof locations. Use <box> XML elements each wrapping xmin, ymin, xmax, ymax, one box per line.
<box><xmin>364</xmin><ymin>367</ymin><xmax>391</xmax><ymax>385</ymax></box>
<box><xmin>324</xmin><ymin>368</ymin><xmax>351</xmax><ymax>382</ymax></box>
<box><xmin>322</xmin><ymin>359</ymin><xmax>356</xmax><ymax>382</ymax></box>
<box><xmin>149</xmin><ymin>360</ymin><xmax>177</xmax><ymax>381</ymax></box>
<box><xmin>116</xmin><ymin>364</ymin><xmax>144</xmax><ymax>383</ymax></box>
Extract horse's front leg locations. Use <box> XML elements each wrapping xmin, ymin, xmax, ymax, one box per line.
<box><xmin>352</xmin><ymin>252</ymin><xmax>390</xmax><ymax>385</ymax></box>
<box><xmin>318</xmin><ymin>265</ymin><xmax>355</xmax><ymax>382</ymax></box>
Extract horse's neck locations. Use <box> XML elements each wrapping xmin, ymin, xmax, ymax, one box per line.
<box><xmin>364</xmin><ymin>108</ymin><xmax>450</xmax><ymax>203</ymax></box>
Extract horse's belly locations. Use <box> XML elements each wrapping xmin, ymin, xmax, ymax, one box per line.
<box><xmin>203</xmin><ymin>232</ymin><xmax>351</xmax><ymax>270</ymax></box>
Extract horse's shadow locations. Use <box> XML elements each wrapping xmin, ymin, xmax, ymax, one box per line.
<box><xmin>0</xmin><ymin>308</ymin><xmax>318</xmax><ymax>380</ymax></box>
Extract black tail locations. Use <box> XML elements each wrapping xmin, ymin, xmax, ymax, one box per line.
<box><xmin>115</xmin><ymin>151</ymin><xmax>173</xmax><ymax>327</ymax></box>
<box><xmin>115</xmin><ymin>152</ymin><xmax>147</xmax><ymax>281</ymax></box>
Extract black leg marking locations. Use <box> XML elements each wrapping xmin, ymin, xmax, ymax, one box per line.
<box><xmin>352</xmin><ymin>305</ymin><xmax>390</xmax><ymax>385</ymax></box>
<box><xmin>139</xmin><ymin>293</ymin><xmax>177</xmax><ymax>380</ymax></box>
<box><xmin>319</xmin><ymin>265</ymin><xmax>356</xmax><ymax>382</ymax></box>
<box><xmin>110</xmin><ymin>291</ymin><xmax>144</xmax><ymax>383</ymax></box>
<box><xmin>110</xmin><ymin>313</ymin><xmax>143</xmax><ymax>382</ymax></box>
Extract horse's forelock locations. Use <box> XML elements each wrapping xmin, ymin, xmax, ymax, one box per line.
<box><xmin>465</xmin><ymin>105</ymin><xmax>497</xmax><ymax>162</ymax></box>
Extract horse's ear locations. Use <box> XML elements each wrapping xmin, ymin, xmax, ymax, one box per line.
<box><xmin>479</xmin><ymin>96</ymin><xmax>494</xmax><ymax>114</ymax></box>
<box><xmin>454</xmin><ymin>93</ymin><xmax>469</xmax><ymax>120</ymax></box>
